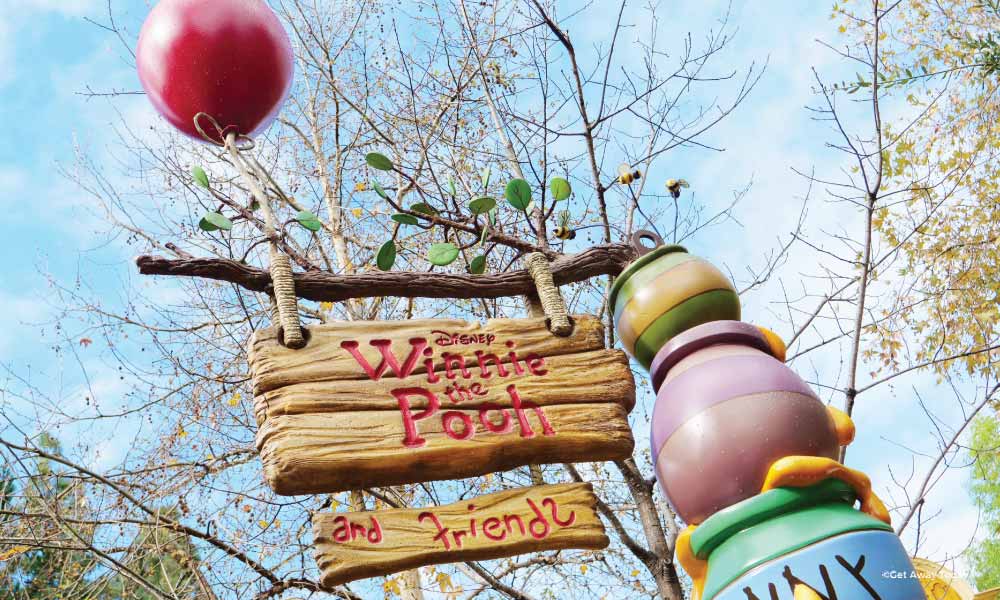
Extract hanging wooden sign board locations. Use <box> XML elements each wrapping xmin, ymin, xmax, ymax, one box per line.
<box><xmin>249</xmin><ymin>315</ymin><xmax>635</xmax><ymax>495</ymax></box>
<box><xmin>312</xmin><ymin>482</ymin><xmax>609</xmax><ymax>588</ymax></box>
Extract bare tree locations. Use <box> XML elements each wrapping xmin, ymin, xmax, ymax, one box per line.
<box><xmin>2</xmin><ymin>0</ymin><xmax>763</xmax><ymax>598</ymax></box>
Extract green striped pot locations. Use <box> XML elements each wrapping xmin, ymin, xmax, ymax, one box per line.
<box><xmin>610</xmin><ymin>245</ymin><xmax>740</xmax><ymax>369</ymax></box>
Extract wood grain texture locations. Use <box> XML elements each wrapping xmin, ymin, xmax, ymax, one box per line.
<box><xmin>250</xmin><ymin>316</ymin><xmax>636</xmax><ymax>495</ymax></box>
<box><xmin>249</xmin><ymin>315</ymin><xmax>606</xmax><ymax>395</ymax></box>
<box><xmin>256</xmin><ymin>403</ymin><xmax>634</xmax><ymax>495</ymax></box>
<box><xmin>312</xmin><ymin>482</ymin><xmax>608</xmax><ymax>589</ymax></box>
<box><xmin>253</xmin><ymin>349</ymin><xmax>635</xmax><ymax>425</ymax></box>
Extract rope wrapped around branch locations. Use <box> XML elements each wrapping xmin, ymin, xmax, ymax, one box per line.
<box><xmin>218</xmin><ymin>127</ymin><xmax>305</xmax><ymax>349</ymax></box>
<box><xmin>525</xmin><ymin>253</ymin><xmax>573</xmax><ymax>336</ymax></box>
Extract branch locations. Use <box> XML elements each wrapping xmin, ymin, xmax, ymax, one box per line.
<box><xmin>135</xmin><ymin>244</ymin><xmax>636</xmax><ymax>302</ymax></box>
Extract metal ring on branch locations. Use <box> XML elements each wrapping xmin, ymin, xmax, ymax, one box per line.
<box><xmin>525</xmin><ymin>253</ymin><xmax>573</xmax><ymax>336</ymax></box>
<box><xmin>630</xmin><ymin>229</ymin><xmax>664</xmax><ymax>256</ymax></box>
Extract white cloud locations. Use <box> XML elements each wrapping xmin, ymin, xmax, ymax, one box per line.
<box><xmin>0</xmin><ymin>0</ymin><xmax>104</xmax><ymax>90</ymax></box>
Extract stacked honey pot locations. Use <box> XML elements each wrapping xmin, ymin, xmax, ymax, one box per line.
<box><xmin>611</xmin><ymin>233</ymin><xmax>928</xmax><ymax>600</ymax></box>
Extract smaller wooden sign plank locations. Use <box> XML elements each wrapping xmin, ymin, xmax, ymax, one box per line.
<box><xmin>313</xmin><ymin>482</ymin><xmax>608</xmax><ymax>589</ymax></box>
<box><xmin>257</xmin><ymin>403</ymin><xmax>633</xmax><ymax>495</ymax></box>
<box><xmin>249</xmin><ymin>315</ymin><xmax>606</xmax><ymax>395</ymax></box>
<box><xmin>254</xmin><ymin>349</ymin><xmax>634</xmax><ymax>425</ymax></box>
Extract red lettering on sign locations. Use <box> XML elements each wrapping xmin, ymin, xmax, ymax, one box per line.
<box><xmin>505</xmin><ymin>341</ymin><xmax>525</xmax><ymax>375</ymax></box>
<box><xmin>442</xmin><ymin>353</ymin><xmax>472</xmax><ymax>380</ymax></box>
<box><xmin>418</xmin><ymin>511</ymin><xmax>451</xmax><ymax>551</ymax></box>
<box><xmin>526</xmin><ymin>499</ymin><xmax>551</xmax><ymax>539</ymax></box>
<box><xmin>525</xmin><ymin>353</ymin><xmax>548</xmax><ymax>376</ymax></box>
<box><xmin>479</xmin><ymin>403</ymin><xmax>514</xmax><ymax>434</ymax></box>
<box><xmin>543</xmin><ymin>497</ymin><xmax>577</xmax><ymax>527</ymax></box>
<box><xmin>443</xmin><ymin>382</ymin><xmax>488</xmax><ymax>405</ymax></box>
<box><xmin>395</xmin><ymin>386</ymin><xmax>554</xmax><ymax>446</ymax></box>
<box><xmin>418</xmin><ymin>496</ymin><xmax>575</xmax><ymax>550</ymax></box>
<box><xmin>330</xmin><ymin>515</ymin><xmax>383</xmax><ymax>544</ymax></box>
<box><xmin>342</xmin><ymin>338</ymin><xmax>427</xmax><ymax>380</ymax></box>
<box><xmin>394</xmin><ymin>388</ymin><xmax>440</xmax><ymax>447</ymax></box>
<box><xmin>442</xmin><ymin>411</ymin><xmax>474</xmax><ymax>440</ymax></box>
<box><xmin>474</xmin><ymin>351</ymin><xmax>509</xmax><ymax>378</ymax></box>
<box><xmin>433</xmin><ymin>331</ymin><xmax>497</xmax><ymax>347</ymax></box>
<box><xmin>507</xmin><ymin>385</ymin><xmax>555</xmax><ymax>438</ymax></box>
<box><xmin>482</xmin><ymin>517</ymin><xmax>506</xmax><ymax>541</ymax></box>
<box><xmin>504</xmin><ymin>514</ymin><xmax>526</xmax><ymax>536</ymax></box>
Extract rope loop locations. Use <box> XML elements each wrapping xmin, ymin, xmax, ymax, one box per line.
<box><xmin>525</xmin><ymin>253</ymin><xmax>573</xmax><ymax>336</ymax></box>
<box><xmin>193</xmin><ymin>112</ymin><xmax>255</xmax><ymax>150</ymax></box>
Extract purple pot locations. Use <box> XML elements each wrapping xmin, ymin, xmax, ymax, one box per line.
<box><xmin>650</xmin><ymin>321</ymin><xmax>841</xmax><ymax>524</ymax></box>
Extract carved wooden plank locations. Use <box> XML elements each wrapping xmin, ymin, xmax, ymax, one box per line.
<box><xmin>257</xmin><ymin>403</ymin><xmax>634</xmax><ymax>495</ymax></box>
<box><xmin>249</xmin><ymin>315</ymin><xmax>606</xmax><ymax>394</ymax></box>
<box><xmin>254</xmin><ymin>349</ymin><xmax>634</xmax><ymax>425</ymax></box>
<box><xmin>312</xmin><ymin>483</ymin><xmax>608</xmax><ymax>589</ymax></box>
<box><xmin>250</xmin><ymin>316</ymin><xmax>636</xmax><ymax>495</ymax></box>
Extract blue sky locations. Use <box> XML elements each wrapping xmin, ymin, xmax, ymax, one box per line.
<box><xmin>0</xmin><ymin>0</ymin><xmax>989</xmax><ymax>590</ymax></box>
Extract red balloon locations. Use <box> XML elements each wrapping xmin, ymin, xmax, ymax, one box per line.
<box><xmin>137</xmin><ymin>0</ymin><xmax>294</xmax><ymax>144</ymax></box>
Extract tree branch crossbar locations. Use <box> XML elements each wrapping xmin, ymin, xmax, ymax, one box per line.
<box><xmin>135</xmin><ymin>243</ymin><xmax>636</xmax><ymax>302</ymax></box>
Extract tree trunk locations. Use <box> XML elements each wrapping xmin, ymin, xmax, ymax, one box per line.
<box><xmin>617</xmin><ymin>459</ymin><xmax>686</xmax><ymax>600</ymax></box>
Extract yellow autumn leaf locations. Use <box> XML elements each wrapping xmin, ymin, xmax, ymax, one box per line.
<box><xmin>258</xmin><ymin>520</ymin><xmax>269</xmax><ymax>529</ymax></box>
<box><xmin>320</xmin><ymin>301</ymin><xmax>334</xmax><ymax>312</ymax></box>
<box><xmin>354</xmin><ymin>182</ymin><xmax>367</xmax><ymax>192</ymax></box>
<box><xmin>352</xmin><ymin>207</ymin><xmax>363</xmax><ymax>218</ymax></box>
<box><xmin>580</xmin><ymin>565</ymin><xmax>588</xmax><ymax>574</ymax></box>
<box><xmin>437</xmin><ymin>572</ymin><xmax>453</xmax><ymax>592</ymax></box>
<box><xmin>0</xmin><ymin>546</ymin><xmax>29</xmax><ymax>562</ymax></box>
<box><xmin>228</xmin><ymin>392</ymin><xmax>241</xmax><ymax>407</ymax></box>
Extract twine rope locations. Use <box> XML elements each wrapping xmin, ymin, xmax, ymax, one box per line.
<box><xmin>222</xmin><ymin>130</ymin><xmax>305</xmax><ymax>349</ymax></box>
<box><xmin>525</xmin><ymin>253</ymin><xmax>572</xmax><ymax>336</ymax></box>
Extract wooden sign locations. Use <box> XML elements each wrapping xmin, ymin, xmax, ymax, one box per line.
<box><xmin>249</xmin><ymin>316</ymin><xmax>635</xmax><ymax>495</ymax></box>
<box><xmin>312</xmin><ymin>482</ymin><xmax>609</xmax><ymax>588</ymax></box>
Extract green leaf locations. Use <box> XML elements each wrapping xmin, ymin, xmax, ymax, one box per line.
<box><xmin>411</xmin><ymin>203</ymin><xmax>438</xmax><ymax>215</ymax></box>
<box><xmin>469</xmin><ymin>254</ymin><xmax>487</xmax><ymax>275</ymax></box>
<box><xmin>192</xmin><ymin>166</ymin><xmax>210</xmax><ymax>189</ymax></box>
<box><xmin>469</xmin><ymin>197</ymin><xmax>496</xmax><ymax>215</ymax></box>
<box><xmin>365</xmin><ymin>152</ymin><xmax>394</xmax><ymax>171</ymax></box>
<box><xmin>391</xmin><ymin>213</ymin><xmax>419</xmax><ymax>225</ymax></box>
<box><xmin>376</xmin><ymin>240</ymin><xmax>396</xmax><ymax>271</ymax></box>
<box><xmin>250</xmin><ymin>199</ymin><xmax>260</xmax><ymax>211</ymax></box>
<box><xmin>550</xmin><ymin>177</ymin><xmax>572</xmax><ymax>201</ymax></box>
<box><xmin>504</xmin><ymin>178</ymin><xmax>532</xmax><ymax>210</ymax></box>
<box><xmin>373</xmin><ymin>181</ymin><xmax>389</xmax><ymax>200</ymax></box>
<box><xmin>296</xmin><ymin>210</ymin><xmax>323</xmax><ymax>232</ymax></box>
<box><xmin>200</xmin><ymin>212</ymin><xmax>233</xmax><ymax>232</ymax></box>
<box><xmin>448</xmin><ymin>178</ymin><xmax>457</xmax><ymax>197</ymax></box>
<box><xmin>427</xmin><ymin>242</ymin><xmax>459</xmax><ymax>266</ymax></box>
<box><xmin>481</xmin><ymin>167</ymin><xmax>492</xmax><ymax>189</ymax></box>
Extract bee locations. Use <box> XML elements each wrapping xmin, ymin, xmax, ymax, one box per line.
<box><xmin>618</xmin><ymin>163</ymin><xmax>642</xmax><ymax>185</ymax></box>
<box><xmin>666</xmin><ymin>178</ymin><xmax>691</xmax><ymax>199</ymax></box>
<box><xmin>553</xmin><ymin>210</ymin><xmax>576</xmax><ymax>240</ymax></box>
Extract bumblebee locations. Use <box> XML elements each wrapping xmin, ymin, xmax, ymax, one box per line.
<box><xmin>618</xmin><ymin>163</ymin><xmax>642</xmax><ymax>185</ymax></box>
<box><xmin>666</xmin><ymin>178</ymin><xmax>690</xmax><ymax>199</ymax></box>
<box><xmin>553</xmin><ymin>210</ymin><xmax>576</xmax><ymax>240</ymax></box>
